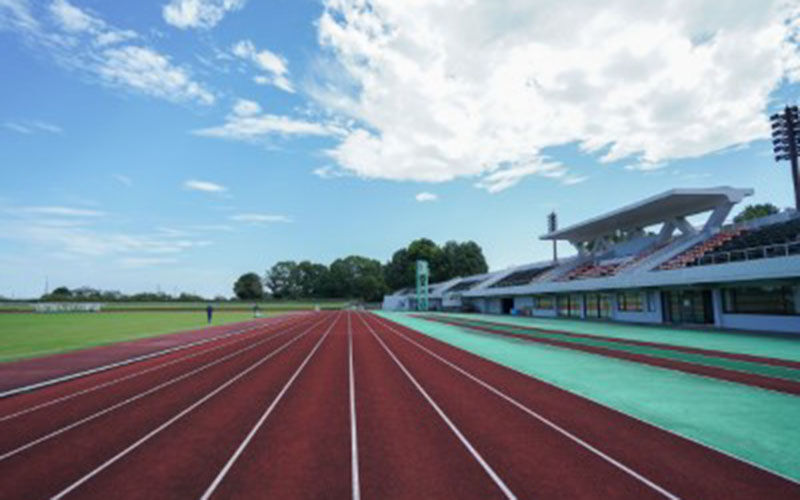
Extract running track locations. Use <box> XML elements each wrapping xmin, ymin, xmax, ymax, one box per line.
<box><xmin>0</xmin><ymin>311</ymin><xmax>797</xmax><ymax>499</ymax></box>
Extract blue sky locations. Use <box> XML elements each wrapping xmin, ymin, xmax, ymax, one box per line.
<box><xmin>1</xmin><ymin>0</ymin><xmax>799</xmax><ymax>298</ymax></box>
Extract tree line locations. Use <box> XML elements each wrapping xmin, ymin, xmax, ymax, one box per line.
<box><xmin>234</xmin><ymin>238</ymin><xmax>489</xmax><ymax>302</ymax></box>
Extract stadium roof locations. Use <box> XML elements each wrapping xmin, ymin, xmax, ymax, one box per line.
<box><xmin>540</xmin><ymin>187</ymin><xmax>753</xmax><ymax>243</ymax></box>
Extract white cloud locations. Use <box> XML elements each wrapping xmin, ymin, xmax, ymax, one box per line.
<box><xmin>113</xmin><ymin>174</ymin><xmax>132</xmax><ymax>186</ymax></box>
<box><xmin>3</xmin><ymin>122</ymin><xmax>31</xmax><ymax>134</ymax></box>
<box><xmin>194</xmin><ymin>101</ymin><xmax>339</xmax><ymax>141</ymax></box>
<box><xmin>229</xmin><ymin>213</ymin><xmax>291</xmax><ymax>223</ymax></box>
<box><xmin>3</xmin><ymin>120</ymin><xmax>61</xmax><ymax>134</ymax></box>
<box><xmin>315</xmin><ymin>0</ymin><xmax>800</xmax><ymax>192</ymax></box>
<box><xmin>119</xmin><ymin>257</ymin><xmax>178</xmax><ymax>268</ymax></box>
<box><xmin>163</xmin><ymin>0</ymin><xmax>245</xmax><ymax>30</ymax></box>
<box><xmin>19</xmin><ymin>206</ymin><xmax>105</xmax><ymax>217</ymax></box>
<box><xmin>1</xmin><ymin>1</ymin><xmax>212</xmax><ymax>105</ymax></box>
<box><xmin>231</xmin><ymin>39</ymin><xmax>294</xmax><ymax>93</ymax></box>
<box><xmin>561</xmin><ymin>175</ymin><xmax>589</xmax><ymax>186</ymax></box>
<box><xmin>232</xmin><ymin>98</ymin><xmax>261</xmax><ymax>117</ymax></box>
<box><xmin>415</xmin><ymin>192</ymin><xmax>438</xmax><ymax>202</ymax></box>
<box><xmin>49</xmin><ymin>0</ymin><xmax>100</xmax><ymax>33</ymax></box>
<box><xmin>99</xmin><ymin>46</ymin><xmax>214</xmax><ymax>105</ymax></box>
<box><xmin>183</xmin><ymin>179</ymin><xmax>227</xmax><ymax>192</ymax></box>
<box><xmin>313</xmin><ymin>165</ymin><xmax>348</xmax><ymax>179</ymax></box>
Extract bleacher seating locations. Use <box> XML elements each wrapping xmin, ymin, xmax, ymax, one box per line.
<box><xmin>446</xmin><ymin>278</ymin><xmax>481</xmax><ymax>293</ymax></box>
<box><xmin>561</xmin><ymin>259</ymin><xmax>626</xmax><ymax>281</ymax></box>
<box><xmin>658</xmin><ymin>217</ymin><xmax>800</xmax><ymax>270</ymax></box>
<box><xmin>489</xmin><ymin>266</ymin><xmax>552</xmax><ymax>288</ymax></box>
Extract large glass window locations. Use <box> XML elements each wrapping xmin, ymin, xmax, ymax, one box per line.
<box><xmin>569</xmin><ymin>294</ymin><xmax>582</xmax><ymax>317</ymax></box>
<box><xmin>533</xmin><ymin>295</ymin><xmax>554</xmax><ymax>310</ymax></box>
<box><xmin>617</xmin><ymin>291</ymin><xmax>644</xmax><ymax>312</ymax></box>
<box><xmin>723</xmin><ymin>286</ymin><xmax>798</xmax><ymax>315</ymax></box>
<box><xmin>556</xmin><ymin>295</ymin><xmax>570</xmax><ymax>317</ymax></box>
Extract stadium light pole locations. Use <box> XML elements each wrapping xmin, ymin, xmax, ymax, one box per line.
<box><xmin>770</xmin><ymin>105</ymin><xmax>800</xmax><ymax>211</ymax></box>
<box><xmin>547</xmin><ymin>211</ymin><xmax>558</xmax><ymax>263</ymax></box>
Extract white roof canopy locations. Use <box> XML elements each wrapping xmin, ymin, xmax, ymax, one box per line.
<box><xmin>541</xmin><ymin>187</ymin><xmax>752</xmax><ymax>243</ymax></box>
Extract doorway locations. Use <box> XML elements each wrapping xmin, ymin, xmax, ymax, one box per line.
<box><xmin>662</xmin><ymin>290</ymin><xmax>714</xmax><ymax>325</ymax></box>
<box><xmin>501</xmin><ymin>298</ymin><xmax>514</xmax><ymax>314</ymax></box>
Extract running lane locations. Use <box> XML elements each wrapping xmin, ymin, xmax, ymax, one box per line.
<box><xmin>352</xmin><ymin>311</ymin><xmax>506</xmax><ymax>499</ymax></box>
<box><xmin>197</xmin><ymin>311</ymin><xmax>348</xmax><ymax>499</ymax></box>
<box><xmin>420</xmin><ymin>314</ymin><xmax>800</xmax><ymax>395</ymax></box>
<box><xmin>364</xmin><ymin>313</ymin><xmax>800</xmax><ymax>499</ymax></box>
<box><xmin>0</xmin><ymin>313</ymin><xmax>332</xmax><ymax>499</ymax></box>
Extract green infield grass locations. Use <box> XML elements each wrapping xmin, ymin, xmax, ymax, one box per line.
<box><xmin>0</xmin><ymin>311</ymin><xmax>258</xmax><ymax>362</ymax></box>
<box><xmin>0</xmin><ymin>300</ymin><xmax>348</xmax><ymax>312</ymax></box>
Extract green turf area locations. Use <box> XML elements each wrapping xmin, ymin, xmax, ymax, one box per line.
<box><xmin>0</xmin><ymin>300</ymin><xmax>348</xmax><ymax>312</ymax></box>
<box><xmin>423</xmin><ymin>314</ymin><xmax>800</xmax><ymax>381</ymax></box>
<box><xmin>434</xmin><ymin>312</ymin><xmax>800</xmax><ymax>362</ymax></box>
<box><xmin>377</xmin><ymin>311</ymin><xmax>800</xmax><ymax>481</ymax></box>
<box><xmin>0</xmin><ymin>312</ymin><xmax>257</xmax><ymax>362</ymax></box>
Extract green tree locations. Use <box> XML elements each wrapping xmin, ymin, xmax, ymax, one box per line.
<box><xmin>441</xmin><ymin>240</ymin><xmax>488</xmax><ymax>279</ymax></box>
<box><xmin>383</xmin><ymin>248</ymin><xmax>412</xmax><ymax>291</ymax></box>
<box><xmin>733</xmin><ymin>203</ymin><xmax>779</xmax><ymax>224</ymax></box>
<box><xmin>329</xmin><ymin>255</ymin><xmax>387</xmax><ymax>301</ymax></box>
<box><xmin>383</xmin><ymin>238</ymin><xmax>488</xmax><ymax>291</ymax></box>
<box><xmin>265</xmin><ymin>261</ymin><xmax>299</xmax><ymax>299</ymax></box>
<box><xmin>294</xmin><ymin>261</ymin><xmax>330</xmax><ymax>298</ymax></box>
<box><xmin>233</xmin><ymin>273</ymin><xmax>265</xmax><ymax>300</ymax></box>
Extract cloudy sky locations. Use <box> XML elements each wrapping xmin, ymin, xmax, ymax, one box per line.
<box><xmin>1</xmin><ymin>0</ymin><xmax>799</xmax><ymax>298</ymax></box>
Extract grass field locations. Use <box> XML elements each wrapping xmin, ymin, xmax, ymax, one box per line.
<box><xmin>0</xmin><ymin>300</ymin><xmax>349</xmax><ymax>312</ymax></box>
<box><xmin>0</xmin><ymin>311</ymin><xmax>258</xmax><ymax>363</ymax></box>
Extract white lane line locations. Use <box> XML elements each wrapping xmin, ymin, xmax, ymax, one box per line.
<box><xmin>349</xmin><ymin>312</ymin><xmax>361</xmax><ymax>500</ymax></box>
<box><xmin>0</xmin><ymin>316</ymin><xmax>301</xmax><ymax>422</ymax></box>
<box><xmin>357</xmin><ymin>314</ymin><xmax>517</xmax><ymax>500</ymax></box>
<box><xmin>0</xmin><ymin>317</ymin><xmax>324</xmax><ymax>463</ymax></box>
<box><xmin>0</xmin><ymin>313</ymin><xmax>305</xmax><ymax>399</ymax></box>
<box><xmin>198</xmin><ymin>312</ymin><xmax>341</xmax><ymax>500</ymax></box>
<box><xmin>368</xmin><ymin>314</ymin><xmax>680</xmax><ymax>500</ymax></box>
<box><xmin>49</xmin><ymin>315</ymin><xmax>333</xmax><ymax>500</ymax></box>
<box><xmin>380</xmin><ymin>316</ymin><xmax>800</xmax><ymax>488</ymax></box>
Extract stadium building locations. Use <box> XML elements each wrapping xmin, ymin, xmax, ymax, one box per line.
<box><xmin>382</xmin><ymin>187</ymin><xmax>800</xmax><ymax>334</ymax></box>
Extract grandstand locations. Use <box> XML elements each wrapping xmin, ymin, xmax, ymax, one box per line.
<box><xmin>382</xmin><ymin>187</ymin><xmax>800</xmax><ymax>334</ymax></box>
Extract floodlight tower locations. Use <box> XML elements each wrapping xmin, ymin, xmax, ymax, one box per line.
<box><xmin>415</xmin><ymin>260</ymin><xmax>429</xmax><ymax>312</ymax></box>
<box><xmin>548</xmin><ymin>211</ymin><xmax>558</xmax><ymax>263</ymax></box>
<box><xmin>770</xmin><ymin>105</ymin><xmax>800</xmax><ymax>211</ymax></box>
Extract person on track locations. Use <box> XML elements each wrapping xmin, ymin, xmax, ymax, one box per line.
<box><xmin>206</xmin><ymin>304</ymin><xmax>213</xmax><ymax>324</ymax></box>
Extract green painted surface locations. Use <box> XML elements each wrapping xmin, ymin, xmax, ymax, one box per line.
<box><xmin>376</xmin><ymin>311</ymin><xmax>800</xmax><ymax>481</ymax></box>
<box><xmin>424</xmin><ymin>315</ymin><xmax>800</xmax><ymax>381</ymax></box>
<box><xmin>434</xmin><ymin>312</ymin><xmax>800</xmax><ymax>362</ymax></box>
<box><xmin>0</xmin><ymin>312</ymin><xmax>258</xmax><ymax>362</ymax></box>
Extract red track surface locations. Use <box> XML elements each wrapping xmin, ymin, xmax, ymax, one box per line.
<box><xmin>421</xmin><ymin>315</ymin><xmax>800</xmax><ymax>395</ymax></box>
<box><xmin>0</xmin><ymin>311</ymin><xmax>797</xmax><ymax>499</ymax></box>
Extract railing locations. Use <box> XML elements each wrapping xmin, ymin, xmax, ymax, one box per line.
<box><xmin>693</xmin><ymin>241</ymin><xmax>800</xmax><ymax>266</ymax></box>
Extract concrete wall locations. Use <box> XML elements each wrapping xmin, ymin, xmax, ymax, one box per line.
<box><xmin>718</xmin><ymin>313</ymin><xmax>800</xmax><ymax>334</ymax></box>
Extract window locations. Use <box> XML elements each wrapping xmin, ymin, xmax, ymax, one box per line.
<box><xmin>646</xmin><ymin>291</ymin><xmax>656</xmax><ymax>312</ymax></box>
<box><xmin>617</xmin><ymin>291</ymin><xmax>644</xmax><ymax>312</ymax></box>
<box><xmin>723</xmin><ymin>286</ymin><xmax>798</xmax><ymax>315</ymax></box>
<box><xmin>556</xmin><ymin>295</ymin><xmax>571</xmax><ymax>317</ymax></box>
<box><xmin>533</xmin><ymin>295</ymin><xmax>554</xmax><ymax>310</ymax></box>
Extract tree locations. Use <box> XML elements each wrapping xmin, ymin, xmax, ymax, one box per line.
<box><xmin>383</xmin><ymin>248</ymin><xmax>412</xmax><ymax>291</ymax></box>
<box><xmin>733</xmin><ymin>203</ymin><xmax>779</xmax><ymax>224</ymax></box>
<box><xmin>265</xmin><ymin>261</ymin><xmax>299</xmax><ymax>299</ymax></box>
<box><xmin>329</xmin><ymin>255</ymin><xmax>387</xmax><ymax>301</ymax></box>
<box><xmin>383</xmin><ymin>238</ymin><xmax>489</xmax><ymax>291</ymax></box>
<box><xmin>233</xmin><ymin>273</ymin><xmax>264</xmax><ymax>300</ymax></box>
<box><xmin>294</xmin><ymin>261</ymin><xmax>330</xmax><ymax>298</ymax></box>
<box><xmin>441</xmin><ymin>240</ymin><xmax>488</xmax><ymax>279</ymax></box>
<box><xmin>50</xmin><ymin>286</ymin><xmax>72</xmax><ymax>298</ymax></box>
